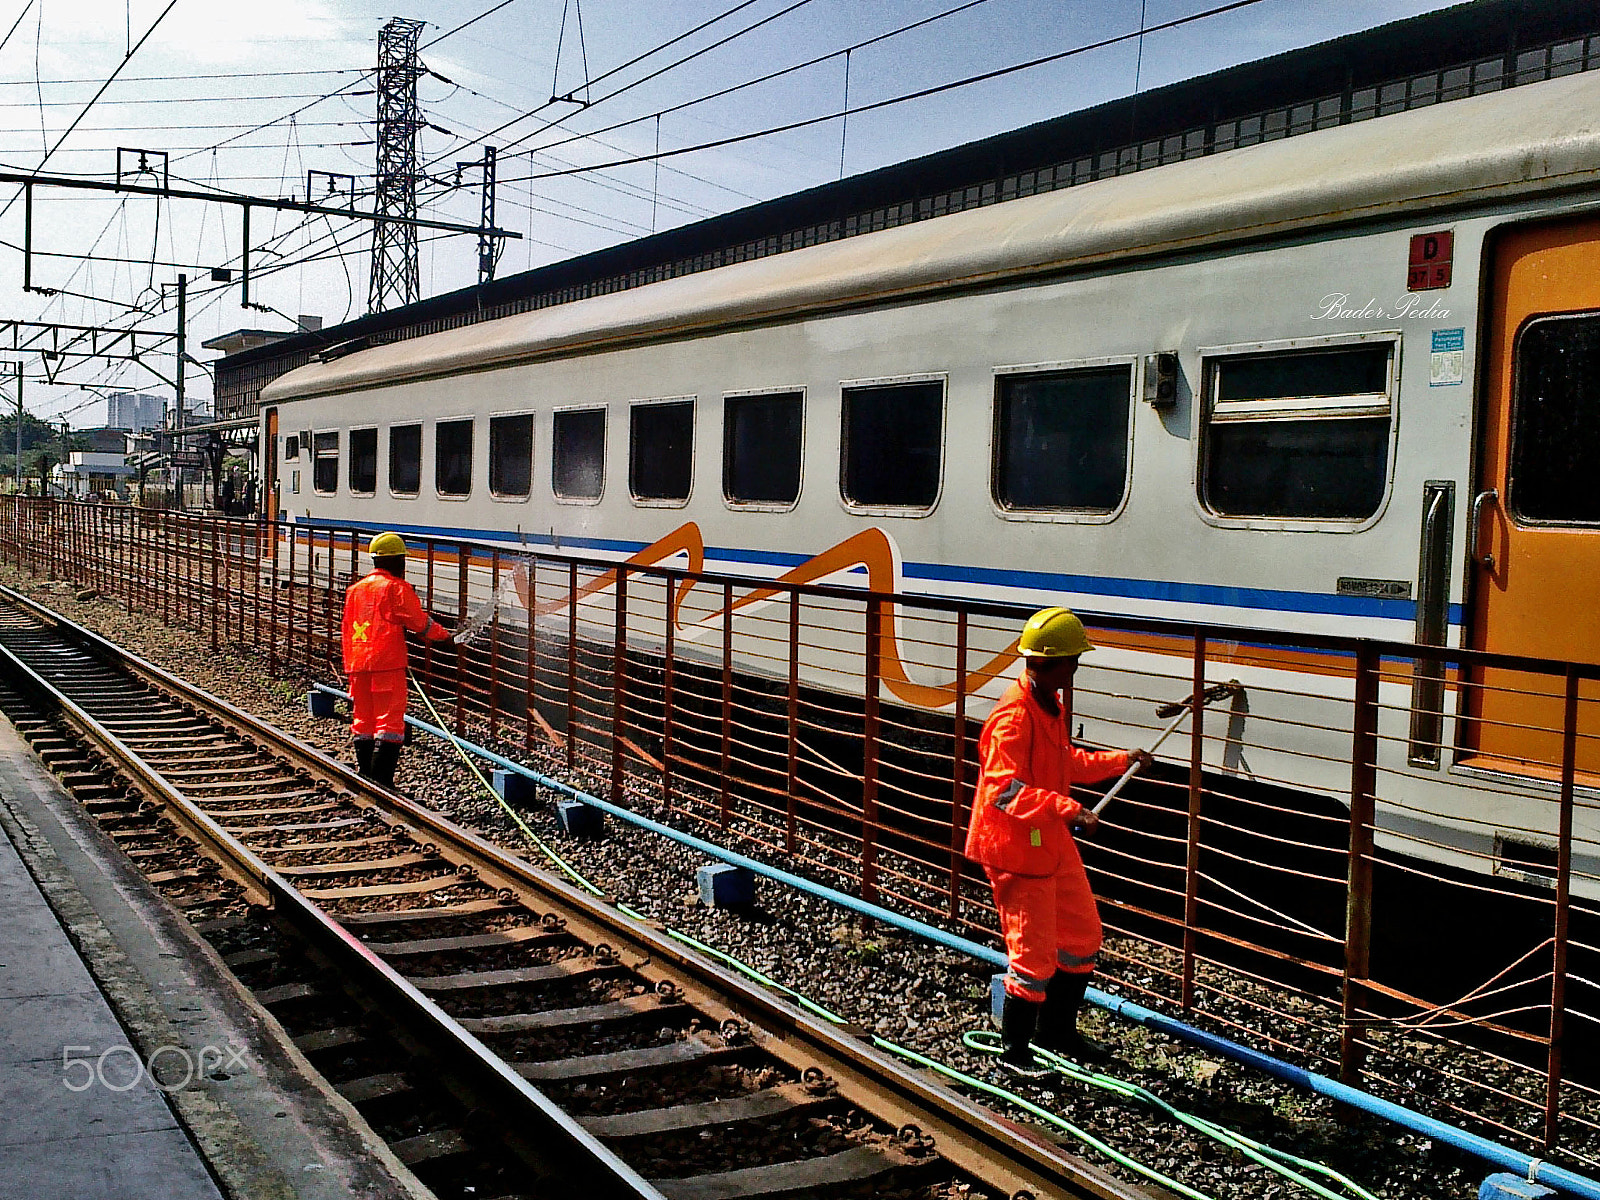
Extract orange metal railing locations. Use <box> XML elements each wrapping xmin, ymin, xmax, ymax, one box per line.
<box><xmin>5</xmin><ymin>495</ymin><xmax>1600</xmax><ymax>1164</ymax></box>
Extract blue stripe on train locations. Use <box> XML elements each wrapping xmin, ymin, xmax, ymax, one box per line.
<box><xmin>307</xmin><ymin>516</ymin><xmax>1462</xmax><ymax>628</ymax></box>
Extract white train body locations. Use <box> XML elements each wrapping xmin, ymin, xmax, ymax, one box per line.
<box><xmin>261</xmin><ymin>70</ymin><xmax>1600</xmax><ymax>883</ymax></box>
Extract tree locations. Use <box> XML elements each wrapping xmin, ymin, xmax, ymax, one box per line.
<box><xmin>0</xmin><ymin>411</ymin><xmax>59</xmax><ymax>454</ymax></box>
<box><xmin>31</xmin><ymin>448</ymin><xmax>58</xmax><ymax>495</ymax></box>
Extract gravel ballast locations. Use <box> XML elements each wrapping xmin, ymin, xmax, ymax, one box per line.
<box><xmin>1</xmin><ymin>565</ymin><xmax>1543</xmax><ymax>1200</ymax></box>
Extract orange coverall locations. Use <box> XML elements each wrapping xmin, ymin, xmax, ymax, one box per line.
<box><xmin>966</xmin><ymin>676</ymin><xmax>1129</xmax><ymax>1001</ymax></box>
<box><xmin>340</xmin><ymin>568</ymin><xmax>449</xmax><ymax>742</ymax></box>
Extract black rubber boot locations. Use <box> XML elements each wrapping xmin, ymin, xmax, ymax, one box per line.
<box><xmin>354</xmin><ymin>738</ymin><xmax>375</xmax><ymax>778</ymax></box>
<box><xmin>1040</xmin><ymin>971</ymin><xmax>1112</xmax><ymax>1064</ymax></box>
<box><xmin>371</xmin><ymin>740</ymin><xmax>401</xmax><ymax>788</ymax></box>
<box><xmin>998</xmin><ymin>994</ymin><xmax>1053</xmax><ymax>1079</ymax></box>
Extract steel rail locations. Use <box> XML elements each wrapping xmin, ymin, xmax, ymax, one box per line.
<box><xmin>0</xmin><ymin>594</ymin><xmax>664</xmax><ymax>1200</ymax></box>
<box><xmin>0</xmin><ymin>582</ymin><xmax>1162</xmax><ymax>1200</ymax></box>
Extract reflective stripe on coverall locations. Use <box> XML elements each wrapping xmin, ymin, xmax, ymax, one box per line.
<box><xmin>341</xmin><ymin>567</ymin><xmax>448</xmax><ymax>743</ymax></box>
<box><xmin>965</xmin><ymin>675</ymin><xmax>1129</xmax><ymax>999</ymax></box>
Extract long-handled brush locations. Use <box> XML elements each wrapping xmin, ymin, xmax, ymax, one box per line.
<box><xmin>1088</xmin><ymin>680</ymin><xmax>1243</xmax><ymax>816</ymax></box>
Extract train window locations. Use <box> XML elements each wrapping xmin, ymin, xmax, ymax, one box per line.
<box><xmin>312</xmin><ymin>431</ymin><xmax>339</xmax><ymax>494</ymax></box>
<box><xmin>1202</xmin><ymin>343</ymin><xmax>1392</xmax><ymax>520</ymax></box>
<box><xmin>1509</xmin><ymin>313</ymin><xmax>1600</xmax><ymax>525</ymax></box>
<box><xmin>389</xmin><ymin>424</ymin><xmax>421</xmax><ymax>495</ymax></box>
<box><xmin>489</xmin><ymin>414</ymin><xmax>533</xmax><ymax>499</ymax></box>
<box><xmin>348</xmin><ymin>428</ymin><xmax>377</xmax><ymax>494</ymax></box>
<box><xmin>553</xmin><ymin>407</ymin><xmax>605</xmax><ymax>501</ymax></box>
<box><xmin>284</xmin><ymin>434</ymin><xmax>299</xmax><ymax>460</ymax></box>
<box><xmin>435</xmin><ymin>419</ymin><xmax>473</xmax><ymax>498</ymax></box>
<box><xmin>724</xmin><ymin>391</ymin><xmax>802</xmax><ymax>507</ymax></box>
<box><xmin>993</xmin><ymin>367</ymin><xmax>1131</xmax><ymax>512</ymax></box>
<box><xmin>630</xmin><ymin>399</ymin><xmax>694</xmax><ymax>503</ymax></box>
<box><xmin>840</xmin><ymin>379</ymin><xmax>944</xmax><ymax>510</ymax></box>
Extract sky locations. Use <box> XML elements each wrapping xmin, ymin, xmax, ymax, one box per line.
<box><xmin>0</xmin><ymin>0</ymin><xmax>1466</xmax><ymax>427</ymax></box>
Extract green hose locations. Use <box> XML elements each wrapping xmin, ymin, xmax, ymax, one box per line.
<box><xmin>405</xmin><ymin>675</ymin><xmax>1379</xmax><ymax>1200</ymax></box>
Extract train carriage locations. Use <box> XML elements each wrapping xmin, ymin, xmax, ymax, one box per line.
<box><xmin>258</xmin><ymin>66</ymin><xmax>1600</xmax><ymax>889</ymax></box>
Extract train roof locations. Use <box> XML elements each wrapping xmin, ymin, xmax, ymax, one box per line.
<box><xmin>226</xmin><ymin>0</ymin><xmax>1600</xmax><ymax>416</ymax></box>
<box><xmin>262</xmin><ymin>67</ymin><xmax>1600</xmax><ymax>405</ymax></box>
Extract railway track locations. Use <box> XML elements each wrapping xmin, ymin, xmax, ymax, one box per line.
<box><xmin>0</xmin><ymin>582</ymin><xmax>1163</xmax><ymax>1200</ymax></box>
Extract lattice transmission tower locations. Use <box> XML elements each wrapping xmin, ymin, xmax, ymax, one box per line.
<box><xmin>368</xmin><ymin>17</ymin><xmax>426</xmax><ymax>313</ymax></box>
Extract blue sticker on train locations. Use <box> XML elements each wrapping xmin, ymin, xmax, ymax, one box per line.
<box><xmin>1429</xmin><ymin>327</ymin><xmax>1465</xmax><ymax>387</ymax></box>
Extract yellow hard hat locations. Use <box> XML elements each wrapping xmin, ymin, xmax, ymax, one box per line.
<box><xmin>1018</xmin><ymin>606</ymin><xmax>1093</xmax><ymax>658</ymax></box>
<box><xmin>369</xmin><ymin>532</ymin><xmax>408</xmax><ymax>557</ymax></box>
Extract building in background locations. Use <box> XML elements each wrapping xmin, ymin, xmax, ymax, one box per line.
<box><xmin>52</xmin><ymin>451</ymin><xmax>132</xmax><ymax>498</ymax></box>
<box><xmin>76</xmin><ymin>427</ymin><xmax>130</xmax><ymax>453</ymax></box>
<box><xmin>105</xmin><ymin>391</ymin><xmax>164</xmax><ymax>432</ymax></box>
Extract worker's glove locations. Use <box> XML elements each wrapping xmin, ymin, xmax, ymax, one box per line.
<box><xmin>1127</xmin><ymin>749</ymin><xmax>1154</xmax><ymax>772</ymax></box>
<box><xmin>427</xmin><ymin>621</ymin><xmax>453</xmax><ymax>641</ymax></box>
<box><xmin>1071</xmin><ymin>808</ymin><xmax>1100</xmax><ymax>837</ymax></box>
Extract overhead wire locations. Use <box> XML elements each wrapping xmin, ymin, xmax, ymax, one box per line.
<box><xmin>21</xmin><ymin>0</ymin><xmax>1272</xmax><ymax>401</ymax></box>
<box><xmin>512</xmin><ymin>0</ymin><xmax>998</xmax><ymax>157</ymax></box>
<box><xmin>420</xmin><ymin>0</ymin><xmax>520</xmax><ymax>52</ymax></box>
<box><xmin>0</xmin><ymin>90</ymin><xmax>373</xmax><ymax>107</ymax></box>
<box><xmin>422</xmin><ymin>0</ymin><xmax>804</xmax><ymax>168</ymax></box>
<box><xmin>423</xmin><ymin>77</ymin><xmax>758</xmax><ymax>202</ymax></box>
<box><xmin>11</xmin><ymin>0</ymin><xmax>179</xmax><ymax>185</ymax></box>
<box><xmin>0</xmin><ymin>67</ymin><xmax>362</xmax><ymax>85</ymax></box>
<box><xmin>498</xmin><ymin>0</ymin><xmax>1271</xmax><ymax>185</ymax></box>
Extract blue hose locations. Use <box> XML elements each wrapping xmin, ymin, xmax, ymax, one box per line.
<box><xmin>315</xmin><ymin>682</ymin><xmax>1600</xmax><ymax>1199</ymax></box>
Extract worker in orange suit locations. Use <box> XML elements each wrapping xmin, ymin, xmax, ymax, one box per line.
<box><xmin>967</xmin><ymin>606</ymin><xmax>1151</xmax><ymax>1074</ymax></box>
<box><xmin>341</xmin><ymin>532</ymin><xmax>452</xmax><ymax>787</ymax></box>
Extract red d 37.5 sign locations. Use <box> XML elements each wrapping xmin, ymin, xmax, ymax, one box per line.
<box><xmin>1408</xmin><ymin>230</ymin><xmax>1453</xmax><ymax>290</ymax></box>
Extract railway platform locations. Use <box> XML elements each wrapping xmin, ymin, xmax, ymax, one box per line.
<box><xmin>0</xmin><ymin>717</ymin><xmax>427</xmax><ymax>1200</ymax></box>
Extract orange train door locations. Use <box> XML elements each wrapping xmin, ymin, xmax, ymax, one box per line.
<box><xmin>1462</xmin><ymin>219</ymin><xmax>1600</xmax><ymax>778</ymax></box>
<box><xmin>262</xmin><ymin>407</ymin><xmax>278</xmax><ymax>514</ymax></box>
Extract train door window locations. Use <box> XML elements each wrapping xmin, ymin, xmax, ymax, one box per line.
<box><xmin>993</xmin><ymin>366</ymin><xmax>1132</xmax><ymax>513</ymax></box>
<box><xmin>390</xmin><ymin>424</ymin><xmax>421</xmax><ymax>495</ymax></box>
<box><xmin>1201</xmin><ymin>340</ymin><xmax>1394</xmax><ymax>521</ymax></box>
<box><xmin>630</xmin><ymin>398</ymin><xmax>694</xmax><ymax>504</ymax></box>
<box><xmin>553</xmin><ymin>407</ymin><xmax>605</xmax><ymax>501</ymax></box>
<box><xmin>348</xmin><ymin>428</ymin><xmax>377</xmax><ymax>494</ymax></box>
<box><xmin>489</xmin><ymin>414</ymin><xmax>534</xmax><ymax>499</ymax></box>
<box><xmin>312</xmin><ymin>431</ymin><xmax>339</xmax><ymax>494</ymax></box>
<box><xmin>435</xmin><ymin>419</ymin><xmax>473</xmax><ymax>498</ymax></box>
<box><xmin>724</xmin><ymin>390</ymin><xmax>802</xmax><ymax>508</ymax></box>
<box><xmin>1509</xmin><ymin>313</ymin><xmax>1600</xmax><ymax>525</ymax></box>
<box><xmin>840</xmin><ymin>377</ymin><xmax>944</xmax><ymax>511</ymax></box>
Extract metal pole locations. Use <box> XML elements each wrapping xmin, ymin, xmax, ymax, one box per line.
<box><xmin>209</xmin><ymin>518</ymin><xmax>219</xmax><ymax>652</ymax></box>
<box><xmin>786</xmin><ymin>590</ymin><xmax>799</xmax><ymax>855</ymax></box>
<box><xmin>611</xmin><ymin>566</ymin><xmax>627</xmax><ymax>802</ymax></box>
<box><xmin>455</xmin><ymin>544</ymin><xmax>467</xmax><ymax>735</ymax></box>
<box><xmin>524</xmin><ymin>558</ymin><xmax>537</xmax><ymax>758</ymax></box>
<box><xmin>566</xmin><ymin>560</ymin><xmax>577</xmax><ymax>770</ymax></box>
<box><xmin>1545</xmin><ymin>667</ymin><xmax>1579</xmax><ymax>1152</ymax></box>
<box><xmin>174</xmin><ymin>273</ymin><xmax>185</xmax><ymax>510</ymax></box>
<box><xmin>949</xmin><ymin>609</ymin><xmax>969</xmax><ymax>919</ymax></box>
<box><xmin>1181</xmin><ymin>632</ymin><xmax>1207</xmax><ymax>1012</ymax></box>
<box><xmin>489</xmin><ymin>550</ymin><xmax>502</xmax><ymax>741</ymax></box>
<box><xmin>663</xmin><ymin>576</ymin><xmax>676</xmax><ymax>805</ymax></box>
<box><xmin>861</xmin><ymin>597</ymin><xmax>882</xmax><ymax>904</ymax></box>
<box><xmin>1341</xmin><ymin>641</ymin><xmax>1380</xmax><ymax>1081</ymax></box>
<box><xmin>720</xmin><ymin>581</ymin><xmax>733</xmax><ymax>825</ymax></box>
<box><xmin>13</xmin><ymin>362</ymin><xmax>22</xmax><ymax>493</ymax></box>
